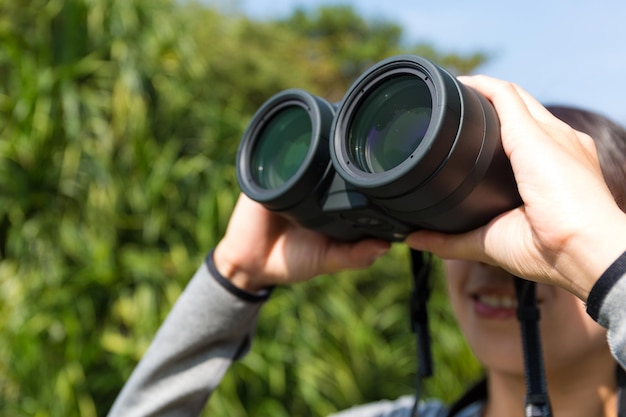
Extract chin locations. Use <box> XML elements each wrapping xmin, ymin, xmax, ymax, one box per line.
<box><xmin>465</xmin><ymin>328</ymin><xmax>525</xmax><ymax>372</ymax></box>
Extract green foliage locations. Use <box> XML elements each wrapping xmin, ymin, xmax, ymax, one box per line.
<box><xmin>0</xmin><ymin>1</ymin><xmax>485</xmax><ymax>415</ymax></box>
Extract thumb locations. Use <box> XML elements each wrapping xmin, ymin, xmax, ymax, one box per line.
<box><xmin>321</xmin><ymin>240</ymin><xmax>391</xmax><ymax>274</ymax></box>
<box><xmin>405</xmin><ymin>228</ymin><xmax>488</xmax><ymax>262</ymax></box>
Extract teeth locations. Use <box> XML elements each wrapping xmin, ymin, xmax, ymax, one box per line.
<box><xmin>478</xmin><ymin>295</ymin><xmax>518</xmax><ymax>309</ymax></box>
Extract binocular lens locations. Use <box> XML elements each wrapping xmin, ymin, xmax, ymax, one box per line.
<box><xmin>251</xmin><ymin>106</ymin><xmax>312</xmax><ymax>189</ymax></box>
<box><xmin>348</xmin><ymin>75</ymin><xmax>432</xmax><ymax>173</ymax></box>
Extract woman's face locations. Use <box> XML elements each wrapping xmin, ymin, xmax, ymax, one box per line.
<box><xmin>443</xmin><ymin>260</ymin><xmax>611</xmax><ymax>375</ymax></box>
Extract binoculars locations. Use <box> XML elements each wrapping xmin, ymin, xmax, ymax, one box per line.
<box><xmin>236</xmin><ymin>55</ymin><xmax>522</xmax><ymax>242</ymax></box>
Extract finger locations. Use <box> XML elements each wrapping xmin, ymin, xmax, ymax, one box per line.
<box><xmin>459</xmin><ymin>75</ymin><xmax>586</xmax><ymax>169</ymax></box>
<box><xmin>458</xmin><ymin>76</ymin><xmax>549</xmax><ymax>150</ymax></box>
<box><xmin>460</xmin><ymin>75</ymin><xmax>575</xmax><ymax>142</ymax></box>
<box><xmin>405</xmin><ymin>228</ymin><xmax>490</xmax><ymax>263</ymax></box>
<box><xmin>458</xmin><ymin>75</ymin><xmax>535</xmax><ymax>120</ymax></box>
<box><xmin>321</xmin><ymin>239</ymin><xmax>391</xmax><ymax>274</ymax></box>
<box><xmin>460</xmin><ymin>75</ymin><xmax>574</xmax><ymax>133</ymax></box>
<box><xmin>508</xmin><ymin>82</ymin><xmax>562</xmax><ymax>124</ymax></box>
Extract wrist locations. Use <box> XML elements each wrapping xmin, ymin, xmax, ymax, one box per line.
<box><xmin>207</xmin><ymin>249</ymin><xmax>272</xmax><ymax>302</ymax></box>
<box><xmin>586</xmin><ymin>251</ymin><xmax>626</xmax><ymax>321</ymax></box>
<box><xmin>562</xmin><ymin>210</ymin><xmax>626</xmax><ymax>301</ymax></box>
<box><xmin>213</xmin><ymin>242</ymin><xmax>268</xmax><ymax>293</ymax></box>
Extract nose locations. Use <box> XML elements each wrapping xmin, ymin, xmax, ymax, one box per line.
<box><xmin>477</xmin><ymin>263</ymin><xmax>515</xmax><ymax>282</ymax></box>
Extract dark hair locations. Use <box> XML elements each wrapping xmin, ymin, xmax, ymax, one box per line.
<box><xmin>547</xmin><ymin>105</ymin><xmax>626</xmax><ymax>211</ymax></box>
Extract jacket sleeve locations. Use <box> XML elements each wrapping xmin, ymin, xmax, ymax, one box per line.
<box><xmin>328</xmin><ymin>397</ymin><xmax>454</xmax><ymax>417</ymax></box>
<box><xmin>586</xmin><ymin>252</ymin><xmax>626</xmax><ymax>370</ymax></box>
<box><xmin>596</xmin><ymin>274</ymin><xmax>626</xmax><ymax>370</ymax></box>
<box><xmin>107</xmin><ymin>252</ymin><xmax>268</xmax><ymax>417</ymax></box>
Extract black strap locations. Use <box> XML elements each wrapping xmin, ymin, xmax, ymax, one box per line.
<box><xmin>410</xmin><ymin>249</ymin><xmax>433</xmax><ymax>379</ymax></box>
<box><xmin>409</xmin><ymin>249</ymin><xmax>433</xmax><ymax>417</ymax></box>
<box><xmin>618</xmin><ymin>366</ymin><xmax>626</xmax><ymax>417</ymax></box>
<box><xmin>514</xmin><ymin>278</ymin><xmax>553</xmax><ymax>417</ymax></box>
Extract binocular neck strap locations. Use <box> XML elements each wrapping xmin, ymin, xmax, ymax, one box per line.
<box><xmin>618</xmin><ymin>366</ymin><xmax>626</xmax><ymax>416</ymax></box>
<box><xmin>514</xmin><ymin>277</ymin><xmax>553</xmax><ymax>417</ymax></box>
<box><xmin>409</xmin><ymin>249</ymin><xmax>433</xmax><ymax>417</ymax></box>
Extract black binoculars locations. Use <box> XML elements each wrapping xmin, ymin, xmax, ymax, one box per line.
<box><xmin>236</xmin><ymin>55</ymin><xmax>522</xmax><ymax>242</ymax></box>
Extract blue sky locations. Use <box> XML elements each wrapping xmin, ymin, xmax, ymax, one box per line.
<box><xmin>235</xmin><ymin>0</ymin><xmax>626</xmax><ymax>124</ymax></box>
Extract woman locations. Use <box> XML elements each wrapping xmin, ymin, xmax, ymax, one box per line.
<box><xmin>445</xmin><ymin>104</ymin><xmax>626</xmax><ymax>416</ymax></box>
<box><xmin>332</xmin><ymin>104</ymin><xmax>626</xmax><ymax>416</ymax></box>
<box><xmin>108</xmin><ymin>76</ymin><xmax>626</xmax><ymax>416</ymax></box>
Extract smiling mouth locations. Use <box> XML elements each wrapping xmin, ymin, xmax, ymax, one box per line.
<box><xmin>473</xmin><ymin>294</ymin><xmax>518</xmax><ymax>309</ymax></box>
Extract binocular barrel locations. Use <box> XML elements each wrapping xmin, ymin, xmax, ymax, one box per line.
<box><xmin>236</xmin><ymin>55</ymin><xmax>522</xmax><ymax>242</ymax></box>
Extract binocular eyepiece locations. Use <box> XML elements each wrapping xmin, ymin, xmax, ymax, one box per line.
<box><xmin>236</xmin><ymin>55</ymin><xmax>522</xmax><ymax>241</ymax></box>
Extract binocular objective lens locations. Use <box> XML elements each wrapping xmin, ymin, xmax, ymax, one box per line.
<box><xmin>348</xmin><ymin>75</ymin><xmax>432</xmax><ymax>173</ymax></box>
<box><xmin>251</xmin><ymin>106</ymin><xmax>312</xmax><ymax>189</ymax></box>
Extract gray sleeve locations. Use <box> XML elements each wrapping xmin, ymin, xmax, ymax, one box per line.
<box><xmin>107</xmin><ymin>260</ymin><xmax>266</xmax><ymax>417</ymax></box>
<box><xmin>329</xmin><ymin>397</ymin><xmax>450</xmax><ymax>417</ymax></box>
<box><xmin>596</xmin><ymin>274</ymin><xmax>626</xmax><ymax>370</ymax></box>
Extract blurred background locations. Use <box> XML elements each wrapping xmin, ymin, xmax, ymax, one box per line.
<box><xmin>236</xmin><ymin>0</ymin><xmax>626</xmax><ymax>124</ymax></box>
<box><xmin>1</xmin><ymin>0</ymin><xmax>623</xmax><ymax>416</ymax></box>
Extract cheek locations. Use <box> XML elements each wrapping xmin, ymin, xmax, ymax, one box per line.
<box><xmin>443</xmin><ymin>261</ymin><xmax>470</xmax><ymax>295</ymax></box>
<box><xmin>443</xmin><ymin>261</ymin><xmax>490</xmax><ymax>335</ymax></box>
<box><xmin>540</xmin><ymin>292</ymin><xmax>608</xmax><ymax>352</ymax></box>
<box><xmin>443</xmin><ymin>263</ymin><xmax>469</xmax><ymax>317</ymax></box>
